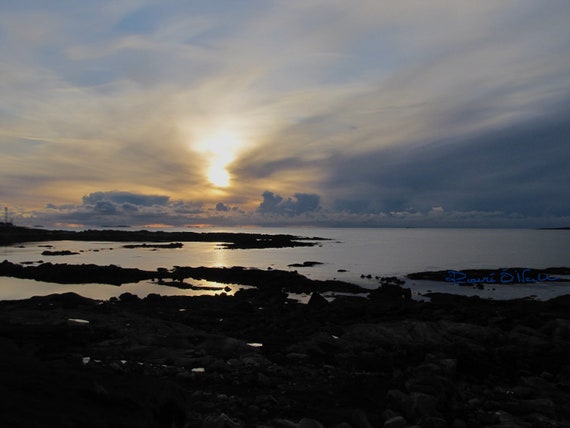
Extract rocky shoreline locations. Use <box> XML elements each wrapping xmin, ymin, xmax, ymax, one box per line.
<box><xmin>1</xmin><ymin>272</ymin><xmax>570</xmax><ymax>427</ymax></box>
<box><xmin>0</xmin><ymin>226</ymin><xmax>325</xmax><ymax>249</ymax></box>
<box><xmin>0</xmin><ymin>260</ymin><xmax>365</xmax><ymax>294</ymax></box>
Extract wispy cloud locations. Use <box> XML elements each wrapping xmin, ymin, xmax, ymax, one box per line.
<box><xmin>1</xmin><ymin>1</ymin><xmax>569</xmax><ymax>226</ymax></box>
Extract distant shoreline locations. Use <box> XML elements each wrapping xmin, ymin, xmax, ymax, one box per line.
<box><xmin>0</xmin><ymin>226</ymin><xmax>326</xmax><ymax>249</ymax></box>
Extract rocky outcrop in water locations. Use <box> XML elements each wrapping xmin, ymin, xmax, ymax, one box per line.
<box><xmin>0</xmin><ymin>260</ymin><xmax>365</xmax><ymax>293</ymax></box>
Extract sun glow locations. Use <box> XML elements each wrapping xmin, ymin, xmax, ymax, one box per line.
<box><xmin>207</xmin><ymin>163</ymin><xmax>230</xmax><ymax>187</ymax></box>
<box><xmin>194</xmin><ymin>129</ymin><xmax>243</xmax><ymax>188</ymax></box>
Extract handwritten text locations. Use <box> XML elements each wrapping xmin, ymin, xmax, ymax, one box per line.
<box><xmin>445</xmin><ymin>269</ymin><xmax>560</xmax><ymax>286</ymax></box>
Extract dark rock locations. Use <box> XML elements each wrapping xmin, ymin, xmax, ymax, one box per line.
<box><xmin>422</xmin><ymin>416</ymin><xmax>448</xmax><ymax>428</ymax></box>
<box><xmin>368</xmin><ymin>283</ymin><xmax>411</xmax><ymax>301</ymax></box>
<box><xmin>202</xmin><ymin>336</ymin><xmax>252</xmax><ymax>359</ymax></box>
<box><xmin>501</xmin><ymin>398</ymin><xmax>556</xmax><ymax>416</ymax></box>
<box><xmin>298</xmin><ymin>418</ymin><xmax>324</xmax><ymax>428</ymax></box>
<box><xmin>119</xmin><ymin>292</ymin><xmax>140</xmax><ymax>303</ymax></box>
<box><xmin>435</xmin><ymin>358</ymin><xmax>457</xmax><ymax>377</ymax></box>
<box><xmin>122</xmin><ymin>243</ymin><xmax>183</xmax><ymax>249</ymax></box>
<box><xmin>288</xmin><ymin>261</ymin><xmax>324</xmax><ymax>267</ymax></box>
<box><xmin>387</xmin><ymin>390</ymin><xmax>411</xmax><ymax>417</ymax></box>
<box><xmin>381</xmin><ymin>409</ymin><xmax>399</xmax><ymax>421</ymax></box>
<box><xmin>557</xmin><ymin>365</ymin><xmax>570</xmax><ymax>386</ymax></box>
<box><xmin>409</xmin><ymin>392</ymin><xmax>439</xmax><ymax>420</ymax></box>
<box><xmin>41</xmin><ymin>250</ymin><xmax>80</xmax><ymax>256</ymax></box>
<box><xmin>308</xmin><ymin>292</ymin><xmax>329</xmax><ymax>308</ymax></box>
<box><xmin>450</xmin><ymin>419</ymin><xmax>467</xmax><ymax>428</ymax></box>
<box><xmin>202</xmin><ymin>413</ymin><xmax>240</xmax><ymax>428</ymax></box>
<box><xmin>271</xmin><ymin>419</ymin><xmax>299</xmax><ymax>428</ymax></box>
<box><xmin>382</xmin><ymin>416</ymin><xmax>406</xmax><ymax>428</ymax></box>
<box><xmin>30</xmin><ymin>292</ymin><xmax>96</xmax><ymax>308</ymax></box>
<box><xmin>351</xmin><ymin>409</ymin><xmax>374</xmax><ymax>428</ymax></box>
<box><xmin>207</xmin><ymin>359</ymin><xmax>232</xmax><ymax>373</ymax></box>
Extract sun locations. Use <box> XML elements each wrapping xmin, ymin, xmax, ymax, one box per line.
<box><xmin>194</xmin><ymin>129</ymin><xmax>242</xmax><ymax>188</ymax></box>
<box><xmin>182</xmin><ymin>121</ymin><xmax>249</xmax><ymax>189</ymax></box>
<box><xmin>208</xmin><ymin>163</ymin><xmax>230</xmax><ymax>187</ymax></box>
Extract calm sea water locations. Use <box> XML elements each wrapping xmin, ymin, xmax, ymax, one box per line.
<box><xmin>1</xmin><ymin>228</ymin><xmax>569</xmax><ymax>301</ymax></box>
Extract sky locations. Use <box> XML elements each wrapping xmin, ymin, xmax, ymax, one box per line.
<box><xmin>1</xmin><ymin>0</ymin><xmax>569</xmax><ymax>228</ymax></box>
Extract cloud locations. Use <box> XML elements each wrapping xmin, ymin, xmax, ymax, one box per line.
<box><xmin>82</xmin><ymin>191</ymin><xmax>169</xmax><ymax>207</ymax></box>
<box><xmin>10</xmin><ymin>187</ymin><xmax>569</xmax><ymax>229</ymax></box>
<box><xmin>1</xmin><ymin>1</ymin><xmax>569</xmax><ymax>227</ymax></box>
<box><xmin>324</xmin><ymin>100</ymin><xmax>570</xmax><ymax>218</ymax></box>
<box><xmin>258</xmin><ymin>191</ymin><xmax>320</xmax><ymax>215</ymax></box>
<box><xmin>215</xmin><ymin>202</ymin><xmax>230</xmax><ymax>212</ymax></box>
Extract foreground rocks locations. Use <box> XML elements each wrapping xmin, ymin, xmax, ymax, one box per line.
<box><xmin>1</xmin><ymin>282</ymin><xmax>570</xmax><ymax>427</ymax></box>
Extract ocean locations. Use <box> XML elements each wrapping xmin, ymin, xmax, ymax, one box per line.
<box><xmin>1</xmin><ymin>227</ymin><xmax>569</xmax><ymax>301</ymax></box>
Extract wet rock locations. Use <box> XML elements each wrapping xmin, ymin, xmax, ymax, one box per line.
<box><xmin>351</xmin><ymin>409</ymin><xmax>374</xmax><ymax>428</ymax></box>
<box><xmin>422</xmin><ymin>417</ymin><xmax>447</xmax><ymax>428</ymax></box>
<box><xmin>450</xmin><ymin>419</ymin><xmax>466</xmax><ymax>428</ymax></box>
<box><xmin>525</xmin><ymin>413</ymin><xmax>561</xmax><ymax>428</ymax></box>
<box><xmin>475</xmin><ymin>410</ymin><xmax>499</xmax><ymax>426</ymax></box>
<box><xmin>30</xmin><ymin>292</ymin><xmax>96</xmax><ymax>309</ymax></box>
<box><xmin>119</xmin><ymin>292</ymin><xmax>140</xmax><ymax>303</ymax></box>
<box><xmin>286</xmin><ymin>352</ymin><xmax>309</xmax><ymax>361</ymax></box>
<box><xmin>368</xmin><ymin>283</ymin><xmax>411</xmax><ymax>301</ymax></box>
<box><xmin>240</xmin><ymin>353</ymin><xmax>272</xmax><ymax>368</ymax></box>
<box><xmin>207</xmin><ymin>359</ymin><xmax>232</xmax><ymax>373</ymax></box>
<box><xmin>435</xmin><ymin>359</ymin><xmax>457</xmax><ymax>377</ymax></box>
<box><xmin>508</xmin><ymin>325</ymin><xmax>551</xmax><ymax>350</ymax></box>
<box><xmin>438</xmin><ymin>320</ymin><xmax>504</xmax><ymax>343</ymax></box>
<box><xmin>412</xmin><ymin>362</ymin><xmax>442</xmax><ymax>378</ymax></box>
<box><xmin>308</xmin><ymin>292</ymin><xmax>329</xmax><ymax>308</ymax></box>
<box><xmin>289</xmin><ymin>332</ymin><xmax>341</xmax><ymax>359</ymax></box>
<box><xmin>202</xmin><ymin>335</ymin><xmax>253</xmax><ymax>358</ymax></box>
<box><xmin>502</xmin><ymin>398</ymin><xmax>556</xmax><ymax>416</ymax></box>
<box><xmin>271</xmin><ymin>420</ymin><xmax>299</xmax><ymax>428</ymax></box>
<box><xmin>386</xmin><ymin>390</ymin><xmax>411</xmax><ymax>417</ymax></box>
<box><xmin>298</xmin><ymin>418</ymin><xmax>324</xmax><ymax>428</ymax></box>
<box><xmin>557</xmin><ymin>365</ymin><xmax>570</xmax><ymax>386</ymax></box>
<box><xmin>41</xmin><ymin>250</ymin><xmax>80</xmax><ymax>256</ymax></box>
<box><xmin>550</xmin><ymin>318</ymin><xmax>570</xmax><ymax>341</ymax></box>
<box><xmin>381</xmin><ymin>409</ymin><xmax>399</xmax><ymax>422</ymax></box>
<box><xmin>382</xmin><ymin>416</ymin><xmax>406</xmax><ymax>428</ymax></box>
<box><xmin>494</xmin><ymin>410</ymin><xmax>519</xmax><ymax>426</ymax></box>
<box><xmin>202</xmin><ymin>413</ymin><xmax>240</xmax><ymax>428</ymax></box>
<box><xmin>288</xmin><ymin>261</ymin><xmax>323</xmax><ymax>267</ymax></box>
<box><xmin>406</xmin><ymin>373</ymin><xmax>454</xmax><ymax>401</ymax></box>
<box><xmin>409</xmin><ymin>392</ymin><xmax>439</xmax><ymax>420</ymax></box>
